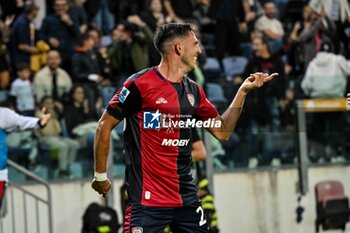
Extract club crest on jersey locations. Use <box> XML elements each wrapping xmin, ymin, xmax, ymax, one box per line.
<box><xmin>132</xmin><ymin>227</ymin><xmax>143</xmax><ymax>233</ymax></box>
<box><xmin>118</xmin><ymin>86</ymin><xmax>130</xmax><ymax>104</ymax></box>
<box><xmin>187</xmin><ymin>94</ymin><xmax>195</xmax><ymax>106</ymax></box>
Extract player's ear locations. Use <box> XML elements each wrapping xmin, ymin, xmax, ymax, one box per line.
<box><xmin>175</xmin><ymin>41</ymin><xmax>182</xmax><ymax>56</ymax></box>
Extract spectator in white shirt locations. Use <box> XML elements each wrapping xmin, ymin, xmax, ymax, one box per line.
<box><xmin>9</xmin><ymin>63</ymin><xmax>35</xmax><ymax>116</ymax></box>
<box><xmin>255</xmin><ymin>1</ymin><xmax>284</xmax><ymax>54</ymax></box>
<box><xmin>33</xmin><ymin>50</ymin><xmax>72</xmax><ymax>103</ymax></box>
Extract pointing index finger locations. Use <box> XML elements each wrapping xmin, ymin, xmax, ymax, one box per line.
<box><xmin>265</xmin><ymin>73</ymin><xmax>279</xmax><ymax>82</ymax></box>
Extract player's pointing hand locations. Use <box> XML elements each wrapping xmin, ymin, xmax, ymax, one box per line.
<box><xmin>240</xmin><ymin>72</ymin><xmax>279</xmax><ymax>94</ymax></box>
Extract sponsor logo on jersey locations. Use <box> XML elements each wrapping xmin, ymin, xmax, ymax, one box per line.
<box><xmin>162</xmin><ymin>118</ymin><xmax>221</xmax><ymax>128</ymax></box>
<box><xmin>143</xmin><ymin>110</ymin><xmax>161</xmax><ymax>128</ymax></box>
<box><xmin>117</xmin><ymin>86</ymin><xmax>130</xmax><ymax>104</ymax></box>
<box><xmin>143</xmin><ymin>110</ymin><xmax>221</xmax><ymax>129</ymax></box>
<box><xmin>156</xmin><ymin>97</ymin><xmax>168</xmax><ymax>104</ymax></box>
<box><xmin>161</xmin><ymin>139</ymin><xmax>190</xmax><ymax>146</ymax></box>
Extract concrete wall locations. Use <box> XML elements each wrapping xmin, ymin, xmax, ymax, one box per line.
<box><xmin>214</xmin><ymin>166</ymin><xmax>350</xmax><ymax>233</ymax></box>
<box><xmin>2</xmin><ymin>166</ymin><xmax>350</xmax><ymax>233</ymax></box>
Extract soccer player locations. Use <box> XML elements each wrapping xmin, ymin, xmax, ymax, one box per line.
<box><xmin>92</xmin><ymin>23</ymin><xmax>278</xmax><ymax>232</ymax></box>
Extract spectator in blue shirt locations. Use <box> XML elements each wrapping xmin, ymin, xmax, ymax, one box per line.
<box><xmin>10</xmin><ymin>2</ymin><xmax>39</xmax><ymax>69</ymax></box>
<box><xmin>40</xmin><ymin>0</ymin><xmax>80</xmax><ymax>74</ymax></box>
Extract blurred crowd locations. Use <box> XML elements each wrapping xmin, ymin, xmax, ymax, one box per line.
<box><xmin>1</xmin><ymin>0</ymin><xmax>350</xmax><ymax>178</ymax></box>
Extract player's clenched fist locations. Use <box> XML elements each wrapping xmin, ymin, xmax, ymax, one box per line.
<box><xmin>91</xmin><ymin>179</ymin><xmax>111</xmax><ymax>198</ymax></box>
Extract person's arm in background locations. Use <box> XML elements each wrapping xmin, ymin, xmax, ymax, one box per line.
<box><xmin>238</xmin><ymin>0</ymin><xmax>248</xmax><ymax>33</ymax></box>
<box><xmin>40</xmin><ymin>17</ymin><xmax>60</xmax><ymax>48</ymax></box>
<box><xmin>338</xmin><ymin>55</ymin><xmax>350</xmax><ymax>76</ymax></box>
<box><xmin>163</xmin><ymin>0</ymin><xmax>183</xmax><ymax>23</ymax></box>
<box><xmin>299</xmin><ymin>20</ymin><xmax>321</xmax><ymax>42</ymax></box>
<box><xmin>0</xmin><ymin>71</ymin><xmax>10</xmax><ymax>90</ymax></box>
<box><xmin>261</xmin><ymin>22</ymin><xmax>284</xmax><ymax>40</ymax></box>
<box><xmin>301</xmin><ymin>63</ymin><xmax>313</xmax><ymax>97</ymax></box>
<box><xmin>60</xmin><ymin>11</ymin><xmax>80</xmax><ymax>37</ymax></box>
<box><xmin>127</xmin><ymin>15</ymin><xmax>154</xmax><ymax>45</ymax></box>
<box><xmin>191</xmin><ymin>128</ymin><xmax>206</xmax><ymax>161</ymax></box>
<box><xmin>15</xmin><ymin>21</ymin><xmax>40</xmax><ymax>54</ymax></box>
<box><xmin>0</xmin><ymin>107</ymin><xmax>51</xmax><ymax>131</ymax></box>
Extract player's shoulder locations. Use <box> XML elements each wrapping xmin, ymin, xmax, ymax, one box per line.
<box><xmin>183</xmin><ymin>76</ymin><xmax>200</xmax><ymax>88</ymax></box>
<box><xmin>126</xmin><ymin>67</ymin><xmax>154</xmax><ymax>83</ymax></box>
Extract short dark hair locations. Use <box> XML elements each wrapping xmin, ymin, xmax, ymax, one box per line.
<box><xmin>16</xmin><ymin>63</ymin><xmax>30</xmax><ymax>72</ymax></box>
<box><xmin>24</xmin><ymin>2</ymin><xmax>39</xmax><ymax>14</ymax></box>
<box><xmin>263</xmin><ymin>0</ymin><xmax>275</xmax><ymax>7</ymax></box>
<box><xmin>153</xmin><ymin>23</ymin><xmax>193</xmax><ymax>54</ymax></box>
<box><xmin>253</xmin><ymin>35</ymin><xmax>271</xmax><ymax>53</ymax></box>
<box><xmin>78</xmin><ymin>33</ymin><xmax>92</xmax><ymax>46</ymax></box>
<box><xmin>122</xmin><ymin>21</ymin><xmax>137</xmax><ymax>34</ymax></box>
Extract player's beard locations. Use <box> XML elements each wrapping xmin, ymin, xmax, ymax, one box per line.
<box><xmin>181</xmin><ymin>54</ymin><xmax>197</xmax><ymax>73</ymax></box>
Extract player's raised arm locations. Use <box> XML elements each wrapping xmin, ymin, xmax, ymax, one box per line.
<box><xmin>208</xmin><ymin>72</ymin><xmax>278</xmax><ymax>141</ymax></box>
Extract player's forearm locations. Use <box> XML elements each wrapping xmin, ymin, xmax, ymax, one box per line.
<box><xmin>94</xmin><ymin>122</ymin><xmax>112</xmax><ymax>173</ymax></box>
<box><xmin>191</xmin><ymin>141</ymin><xmax>207</xmax><ymax>161</ymax></box>
<box><xmin>18</xmin><ymin>44</ymin><xmax>38</xmax><ymax>54</ymax></box>
<box><xmin>212</xmin><ymin>88</ymin><xmax>247</xmax><ymax>140</ymax></box>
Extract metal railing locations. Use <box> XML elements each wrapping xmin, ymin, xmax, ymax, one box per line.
<box><xmin>296</xmin><ymin>98</ymin><xmax>349</xmax><ymax>194</ymax></box>
<box><xmin>0</xmin><ymin>159</ymin><xmax>53</xmax><ymax>233</ymax></box>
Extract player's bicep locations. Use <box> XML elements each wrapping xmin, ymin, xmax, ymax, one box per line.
<box><xmin>98</xmin><ymin>110</ymin><xmax>121</xmax><ymax>130</ymax></box>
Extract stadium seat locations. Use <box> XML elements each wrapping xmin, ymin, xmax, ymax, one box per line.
<box><xmin>315</xmin><ymin>180</ymin><xmax>350</xmax><ymax>232</ymax></box>
<box><xmin>202</xmin><ymin>57</ymin><xmax>223</xmax><ymax>82</ymax></box>
<box><xmin>206</xmin><ymin>83</ymin><xmax>227</xmax><ymax>103</ymax></box>
<box><xmin>222</xmin><ymin>56</ymin><xmax>248</xmax><ymax>78</ymax></box>
<box><xmin>206</xmin><ymin>83</ymin><xmax>227</xmax><ymax>113</ymax></box>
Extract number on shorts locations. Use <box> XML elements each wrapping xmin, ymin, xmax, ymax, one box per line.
<box><xmin>196</xmin><ymin>206</ymin><xmax>207</xmax><ymax>226</ymax></box>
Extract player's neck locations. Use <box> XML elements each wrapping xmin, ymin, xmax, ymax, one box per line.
<box><xmin>158</xmin><ymin>57</ymin><xmax>187</xmax><ymax>83</ymax></box>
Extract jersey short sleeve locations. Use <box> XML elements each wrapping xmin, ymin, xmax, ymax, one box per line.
<box><xmin>106</xmin><ymin>80</ymin><xmax>142</xmax><ymax>120</ymax></box>
<box><xmin>191</xmin><ymin>128</ymin><xmax>201</xmax><ymax>143</ymax></box>
<box><xmin>195</xmin><ymin>85</ymin><xmax>219</xmax><ymax>121</ymax></box>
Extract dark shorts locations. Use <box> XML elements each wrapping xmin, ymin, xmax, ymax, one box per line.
<box><xmin>124</xmin><ymin>204</ymin><xmax>209</xmax><ymax>233</ymax></box>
